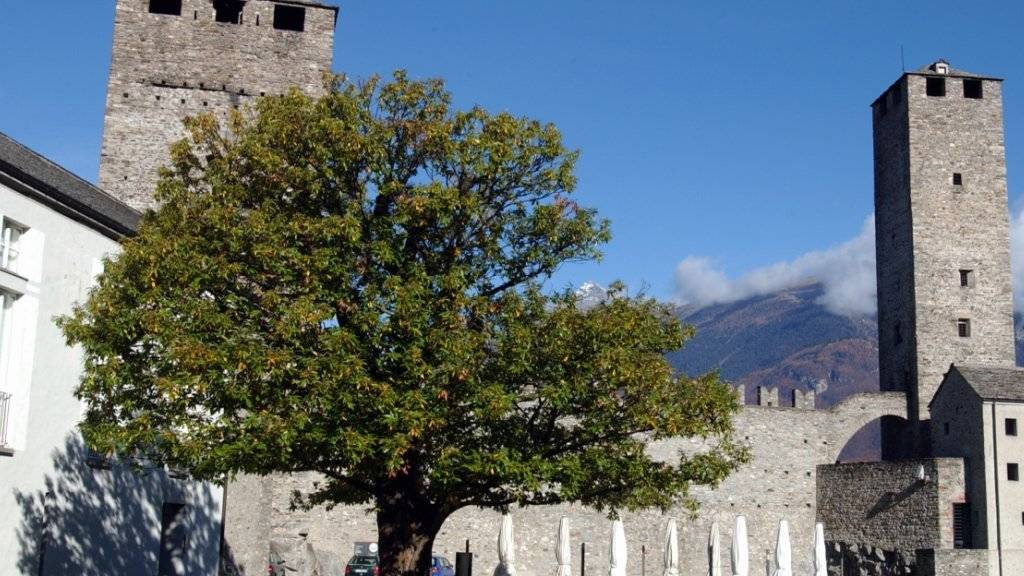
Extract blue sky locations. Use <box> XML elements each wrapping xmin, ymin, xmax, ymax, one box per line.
<box><xmin>2</xmin><ymin>1</ymin><xmax>1024</xmax><ymax>304</ymax></box>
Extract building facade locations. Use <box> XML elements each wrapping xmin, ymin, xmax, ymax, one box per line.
<box><xmin>872</xmin><ymin>61</ymin><xmax>1016</xmax><ymax>457</ymax></box>
<box><xmin>0</xmin><ymin>132</ymin><xmax>224</xmax><ymax>576</ymax></box>
<box><xmin>222</xmin><ymin>390</ymin><xmax>905</xmax><ymax>576</ymax></box>
<box><xmin>813</xmin><ymin>61</ymin><xmax>1021</xmax><ymax>576</ymax></box>
<box><xmin>931</xmin><ymin>365</ymin><xmax>1024</xmax><ymax>575</ymax></box>
<box><xmin>99</xmin><ymin>0</ymin><xmax>338</xmax><ymax>210</ymax></box>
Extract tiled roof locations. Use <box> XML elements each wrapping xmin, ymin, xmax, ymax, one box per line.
<box><xmin>910</xmin><ymin>61</ymin><xmax>1001</xmax><ymax>81</ymax></box>
<box><xmin>0</xmin><ymin>131</ymin><xmax>139</xmax><ymax>239</ymax></box>
<box><xmin>951</xmin><ymin>365</ymin><xmax>1024</xmax><ymax>402</ymax></box>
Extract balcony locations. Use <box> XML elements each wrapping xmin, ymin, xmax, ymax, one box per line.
<box><xmin>0</xmin><ymin>391</ymin><xmax>11</xmax><ymax>453</ymax></box>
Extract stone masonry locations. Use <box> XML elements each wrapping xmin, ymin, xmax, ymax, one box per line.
<box><xmin>873</xmin><ymin>65</ymin><xmax>1015</xmax><ymax>455</ymax></box>
<box><xmin>915</xmin><ymin>549</ymin><xmax>990</xmax><ymax>576</ymax></box>
<box><xmin>99</xmin><ymin>0</ymin><xmax>338</xmax><ymax>210</ymax></box>
<box><xmin>221</xmin><ymin>390</ymin><xmax>907</xmax><ymax>576</ymax></box>
<box><xmin>93</xmin><ymin>12</ymin><xmax>1012</xmax><ymax>575</ymax></box>
<box><xmin>817</xmin><ymin>459</ymin><xmax>967</xmax><ymax>553</ymax></box>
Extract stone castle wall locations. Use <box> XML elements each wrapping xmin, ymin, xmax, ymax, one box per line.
<box><xmin>99</xmin><ymin>0</ymin><xmax>337</xmax><ymax>210</ymax></box>
<box><xmin>904</xmin><ymin>74</ymin><xmax>1016</xmax><ymax>416</ymax></box>
<box><xmin>914</xmin><ymin>548</ymin><xmax>990</xmax><ymax>576</ymax></box>
<box><xmin>221</xmin><ymin>391</ymin><xmax>907</xmax><ymax>576</ymax></box>
<box><xmin>816</xmin><ymin>459</ymin><xmax>966</xmax><ymax>554</ymax></box>
<box><xmin>873</xmin><ymin>71</ymin><xmax>1015</xmax><ymax>448</ymax></box>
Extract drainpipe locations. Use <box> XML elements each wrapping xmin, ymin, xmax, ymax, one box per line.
<box><xmin>991</xmin><ymin>403</ymin><xmax>1004</xmax><ymax>576</ymax></box>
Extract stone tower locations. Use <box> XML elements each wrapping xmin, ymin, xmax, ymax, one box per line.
<box><xmin>99</xmin><ymin>0</ymin><xmax>338</xmax><ymax>210</ymax></box>
<box><xmin>873</xmin><ymin>60</ymin><xmax>1016</xmax><ymax>457</ymax></box>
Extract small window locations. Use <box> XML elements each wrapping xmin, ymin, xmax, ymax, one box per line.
<box><xmin>964</xmin><ymin>79</ymin><xmax>984</xmax><ymax>100</ymax></box>
<box><xmin>892</xmin><ymin>85</ymin><xmax>903</xmax><ymax>105</ymax></box>
<box><xmin>1</xmin><ymin>218</ymin><xmax>26</xmax><ymax>274</ymax></box>
<box><xmin>1009</xmin><ymin>463</ymin><xmax>1020</xmax><ymax>482</ymax></box>
<box><xmin>274</xmin><ymin>5</ymin><xmax>306</xmax><ymax>32</ymax></box>
<box><xmin>960</xmin><ymin>269</ymin><xmax>974</xmax><ymax>288</ymax></box>
<box><xmin>957</xmin><ymin>318</ymin><xmax>971</xmax><ymax>338</ymax></box>
<box><xmin>953</xmin><ymin>173</ymin><xmax>963</xmax><ymax>186</ymax></box>
<box><xmin>944</xmin><ymin>422</ymin><xmax>950</xmax><ymax>435</ymax></box>
<box><xmin>895</xmin><ymin>322</ymin><xmax>903</xmax><ymax>345</ymax></box>
<box><xmin>927</xmin><ymin>77</ymin><xmax>947</xmax><ymax>97</ymax></box>
<box><xmin>0</xmin><ymin>290</ymin><xmax>17</xmax><ymax>448</ymax></box>
<box><xmin>214</xmin><ymin>0</ymin><xmax>245</xmax><ymax>24</ymax></box>
<box><xmin>878</xmin><ymin>97</ymin><xmax>888</xmax><ymax>117</ymax></box>
<box><xmin>1008</xmin><ymin>419</ymin><xmax>1019</xmax><ymax>437</ymax></box>
<box><xmin>953</xmin><ymin>503</ymin><xmax>971</xmax><ymax>548</ymax></box>
<box><xmin>149</xmin><ymin>0</ymin><xmax>182</xmax><ymax>15</ymax></box>
<box><xmin>0</xmin><ymin>289</ymin><xmax>15</xmax><ymax>359</ymax></box>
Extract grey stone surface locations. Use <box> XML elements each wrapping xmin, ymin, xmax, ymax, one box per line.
<box><xmin>826</xmin><ymin>543</ymin><xmax>914</xmax><ymax>576</ymax></box>
<box><xmin>817</xmin><ymin>459</ymin><xmax>966</xmax><ymax>553</ymax></box>
<box><xmin>937</xmin><ymin>365</ymin><xmax>1024</xmax><ymax>401</ymax></box>
<box><xmin>873</xmin><ymin>67</ymin><xmax>1015</xmax><ymax>454</ymax></box>
<box><xmin>929</xmin><ymin>370</ymin><xmax>989</xmax><ymax>550</ymax></box>
<box><xmin>220</xmin><ymin>392</ymin><xmax>907</xmax><ymax>576</ymax></box>
<box><xmin>930</xmin><ymin>366</ymin><xmax>1024</xmax><ymax>575</ymax></box>
<box><xmin>914</xmin><ymin>548</ymin><xmax>990</xmax><ymax>576</ymax></box>
<box><xmin>99</xmin><ymin>0</ymin><xmax>337</xmax><ymax>211</ymax></box>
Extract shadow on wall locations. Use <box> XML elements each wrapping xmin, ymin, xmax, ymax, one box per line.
<box><xmin>836</xmin><ymin>418</ymin><xmax>882</xmax><ymax>462</ymax></box>
<box><xmin>866</xmin><ymin>480</ymin><xmax>923</xmax><ymax>520</ymax></box>
<box><xmin>836</xmin><ymin>415</ymin><xmax>912</xmax><ymax>464</ymax></box>
<box><xmin>14</xmin><ymin>434</ymin><xmax>222</xmax><ymax>576</ymax></box>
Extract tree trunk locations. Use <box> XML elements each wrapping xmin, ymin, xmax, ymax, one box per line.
<box><xmin>376</xmin><ymin>488</ymin><xmax>445</xmax><ymax>576</ymax></box>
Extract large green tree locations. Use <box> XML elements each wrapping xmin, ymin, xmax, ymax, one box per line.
<box><xmin>61</xmin><ymin>73</ymin><xmax>745</xmax><ymax>576</ymax></box>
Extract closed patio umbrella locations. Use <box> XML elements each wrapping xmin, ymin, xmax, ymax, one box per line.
<box><xmin>556</xmin><ymin>517</ymin><xmax>572</xmax><ymax>576</ymax></box>
<box><xmin>708</xmin><ymin>521</ymin><xmax>721</xmax><ymax>576</ymax></box>
<box><xmin>813</xmin><ymin>523</ymin><xmax>827</xmax><ymax>576</ymax></box>
<box><xmin>495</xmin><ymin>514</ymin><xmax>517</xmax><ymax>576</ymax></box>
<box><xmin>663</xmin><ymin>519</ymin><xmax>679</xmax><ymax>576</ymax></box>
<box><xmin>609</xmin><ymin>520</ymin><xmax>627</xmax><ymax>576</ymax></box>
<box><xmin>771</xmin><ymin>520</ymin><xmax>791</xmax><ymax>576</ymax></box>
<box><xmin>731</xmin><ymin>516</ymin><xmax>748</xmax><ymax>576</ymax></box>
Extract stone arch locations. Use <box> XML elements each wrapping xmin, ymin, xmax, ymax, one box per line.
<box><xmin>824</xmin><ymin>392</ymin><xmax>908</xmax><ymax>462</ymax></box>
<box><xmin>835</xmin><ymin>415</ymin><xmax>911</xmax><ymax>463</ymax></box>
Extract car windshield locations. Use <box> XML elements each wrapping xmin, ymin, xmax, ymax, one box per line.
<box><xmin>350</xmin><ymin>556</ymin><xmax>378</xmax><ymax>566</ymax></box>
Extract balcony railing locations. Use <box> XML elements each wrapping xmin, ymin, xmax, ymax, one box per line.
<box><xmin>0</xmin><ymin>391</ymin><xmax>11</xmax><ymax>450</ymax></box>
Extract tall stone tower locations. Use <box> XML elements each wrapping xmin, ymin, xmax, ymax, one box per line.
<box><xmin>99</xmin><ymin>0</ymin><xmax>338</xmax><ymax>210</ymax></box>
<box><xmin>873</xmin><ymin>60</ymin><xmax>1016</xmax><ymax>457</ymax></box>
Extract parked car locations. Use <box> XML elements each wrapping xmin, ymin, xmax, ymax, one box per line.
<box><xmin>346</xmin><ymin>555</ymin><xmax>380</xmax><ymax>576</ymax></box>
<box><xmin>431</xmin><ymin>555</ymin><xmax>455</xmax><ymax>576</ymax></box>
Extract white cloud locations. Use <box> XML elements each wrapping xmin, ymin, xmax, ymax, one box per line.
<box><xmin>1010</xmin><ymin>209</ymin><xmax>1024</xmax><ymax>314</ymax></box>
<box><xmin>673</xmin><ymin>216</ymin><xmax>877</xmax><ymax>317</ymax></box>
<box><xmin>674</xmin><ymin>207</ymin><xmax>1024</xmax><ymax>318</ymax></box>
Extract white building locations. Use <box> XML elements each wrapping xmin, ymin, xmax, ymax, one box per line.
<box><xmin>931</xmin><ymin>365</ymin><xmax>1024</xmax><ymax>576</ymax></box>
<box><xmin>0</xmin><ymin>131</ymin><xmax>224</xmax><ymax>576</ymax></box>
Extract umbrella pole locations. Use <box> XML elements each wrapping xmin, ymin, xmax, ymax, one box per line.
<box><xmin>641</xmin><ymin>545</ymin><xmax>646</xmax><ymax>576</ymax></box>
<box><xmin>581</xmin><ymin>542</ymin><xmax>586</xmax><ymax>576</ymax></box>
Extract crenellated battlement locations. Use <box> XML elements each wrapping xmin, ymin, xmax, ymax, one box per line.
<box><xmin>99</xmin><ymin>0</ymin><xmax>338</xmax><ymax>210</ymax></box>
<box><xmin>733</xmin><ymin>385</ymin><xmax>816</xmax><ymax>409</ymax></box>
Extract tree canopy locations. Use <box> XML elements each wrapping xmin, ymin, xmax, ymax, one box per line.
<box><xmin>61</xmin><ymin>72</ymin><xmax>745</xmax><ymax>576</ymax></box>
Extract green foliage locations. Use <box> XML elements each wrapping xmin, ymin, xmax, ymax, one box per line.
<box><xmin>61</xmin><ymin>72</ymin><xmax>745</xmax><ymax>521</ymax></box>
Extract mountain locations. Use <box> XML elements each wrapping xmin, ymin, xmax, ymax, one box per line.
<box><xmin>667</xmin><ymin>283</ymin><xmax>882</xmax><ymax>460</ymax></box>
<box><xmin>668</xmin><ymin>282</ymin><xmax>879</xmax><ymax>404</ymax></box>
<box><xmin>667</xmin><ymin>283</ymin><xmax>1024</xmax><ymax>460</ymax></box>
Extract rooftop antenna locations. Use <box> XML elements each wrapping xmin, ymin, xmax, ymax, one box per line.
<box><xmin>900</xmin><ymin>45</ymin><xmax>906</xmax><ymax>73</ymax></box>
